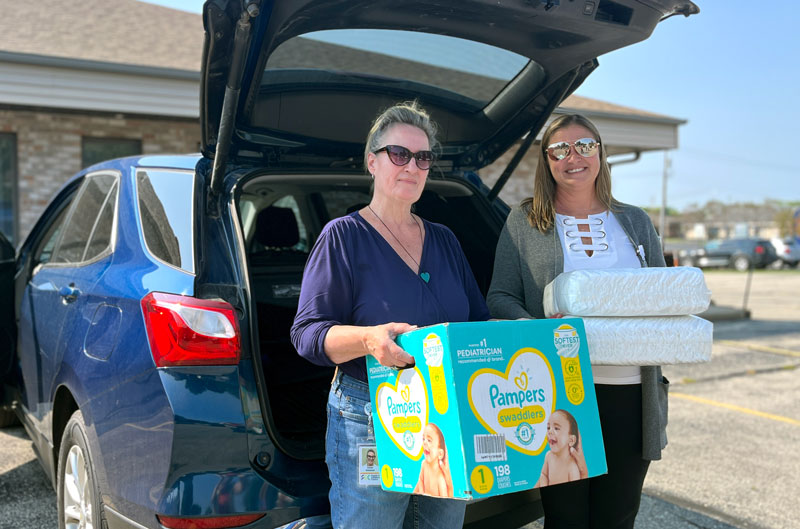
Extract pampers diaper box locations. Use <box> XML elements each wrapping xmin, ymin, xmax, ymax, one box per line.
<box><xmin>366</xmin><ymin>319</ymin><xmax>607</xmax><ymax>499</ymax></box>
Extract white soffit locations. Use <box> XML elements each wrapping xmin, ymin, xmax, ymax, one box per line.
<box><xmin>0</xmin><ymin>54</ymin><xmax>199</xmax><ymax>118</ymax></box>
<box><xmin>552</xmin><ymin>106</ymin><xmax>683</xmax><ymax>152</ymax></box>
<box><xmin>591</xmin><ymin>116</ymin><xmax>680</xmax><ymax>152</ymax></box>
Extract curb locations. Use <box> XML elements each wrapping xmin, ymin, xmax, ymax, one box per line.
<box><xmin>697</xmin><ymin>305</ymin><xmax>751</xmax><ymax>322</ymax></box>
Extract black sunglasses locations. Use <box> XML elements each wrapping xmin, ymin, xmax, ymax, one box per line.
<box><xmin>373</xmin><ymin>145</ymin><xmax>435</xmax><ymax>170</ymax></box>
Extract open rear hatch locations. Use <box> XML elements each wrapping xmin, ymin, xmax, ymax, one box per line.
<box><xmin>200</xmin><ymin>0</ymin><xmax>699</xmax><ymax>181</ymax></box>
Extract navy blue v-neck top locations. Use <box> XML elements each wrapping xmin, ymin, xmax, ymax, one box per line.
<box><xmin>291</xmin><ymin>212</ymin><xmax>490</xmax><ymax>382</ymax></box>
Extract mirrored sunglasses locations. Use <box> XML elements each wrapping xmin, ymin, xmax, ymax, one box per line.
<box><xmin>374</xmin><ymin>145</ymin><xmax>435</xmax><ymax>170</ymax></box>
<box><xmin>545</xmin><ymin>138</ymin><xmax>600</xmax><ymax>161</ymax></box>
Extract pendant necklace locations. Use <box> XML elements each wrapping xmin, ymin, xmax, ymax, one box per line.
<box><xmin>367</xmin><ymin>205</ymin><xmax>430</xmax><ymax>283</ymax></box>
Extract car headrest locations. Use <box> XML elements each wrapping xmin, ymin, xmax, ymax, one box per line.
<box><xmin>255</xmin><ymin>206</ymin><xmax>300</xmax><ymax>248</ymax></box>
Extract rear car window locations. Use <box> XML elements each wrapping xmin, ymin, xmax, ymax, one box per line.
<box><xmin>136</xmin><ymin>169</ymin><xmax>195</xmax><ymax>274</ymax></box>
<box><xmin>317</xmin><ymin>189</ymin><xmax>371</xmax><ymax>220</ymax></box>
<box><xmin>52</xmin><ymin>172</ymin><xmax>119</xmax><ymax>264</ymax></box>
<box><xmin>265</xmin><ymin>29</ymin><xmax>531</xmax><ymax>105</ymax></box>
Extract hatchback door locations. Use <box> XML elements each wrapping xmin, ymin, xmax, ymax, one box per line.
<box><xmin>200</xmin><ymin>0</ymin><xmax>699</xmax><ymax>180</ymax></box>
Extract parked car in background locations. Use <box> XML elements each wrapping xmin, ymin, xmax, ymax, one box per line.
<box><xmin>678</xmin><ymin>238</ymin><xmax>779</xmax><ymax>272</ymax></box>
<box><xmin>770</xmin><ymin>237</ymin><xmax>800</xmax><ymax>268</ymax></box>
<box><xmin>0</xmin><ymin>1</ymin><xmax>699</xmax><ymax>528</ymax></box>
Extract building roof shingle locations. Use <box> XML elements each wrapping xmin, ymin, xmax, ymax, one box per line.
<box><xmin>0</xmin><ymin>0</ymin><xmax>677</xmax><ymax>122</ymax></box>
<box><xmin>0</xmin><ymin>0</ymin><xmax>202</xmax><ymax>71</ymax></box>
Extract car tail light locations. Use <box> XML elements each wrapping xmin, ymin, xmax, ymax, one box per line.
<box><xmin>141</xmin><ymin>292</ymin><xmax>240</xmax><ymax>367</ymax></box>
<box><xmin>157</xmin><ymin>514</ymin><xmax>264</xmax><ymax>529</ymax></box>
<box><xmin>755</xmin><ymin>245</ymin><xmax>765</xmax><ymax>254</ymax></box>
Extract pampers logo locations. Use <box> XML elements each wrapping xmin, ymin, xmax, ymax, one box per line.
<box><xmin>386</xmin><ymin>386</ymin><xmax>422</xmax><ymax>416</ymax></box>
<box><xmin>376</xmin><ymin>367</ymin><xmax>429</xmax><ymax>459</ymax></box>
<box><xmin>457</xmin><ymin>337</ymin><xmax>503</xmax><ymax>360</ymax></box>
<box><xmin>468</xmin><ymin>348</ymin><xmax>555</xmax><ymax>455</ymax></box>
<box><xmin>488</xmin><ymin>371</ymin><xmax>547</xmax><ymax>408</ymax></box>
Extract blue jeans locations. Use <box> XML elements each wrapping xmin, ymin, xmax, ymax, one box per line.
<box><xmin>324</xmin><ymin>371</ymin><xmax>466</xmax><ymax>529</ymax></box>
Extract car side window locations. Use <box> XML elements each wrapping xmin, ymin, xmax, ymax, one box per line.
<box><xmin>51</xmin><ymin>172</ymin><xmax>119</xmax><ymax>265</ymax></box>
<box><xmin>136</xmin><ymin>169</ymin><xmax>195</xmax><ymax>273</ymax></box>
<box><xmin>83</xmin><ymin>181</ymin><xmax>119</xmax><ymax>261</ymax></box>
<box><xmin>33</xmin><ymin>204</ymin><xmax>72</xmax><ymax>267</ymax></box>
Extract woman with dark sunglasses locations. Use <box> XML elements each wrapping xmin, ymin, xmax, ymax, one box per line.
<box><xmin>487</xmin><ymin>114</ymin><xmax>669</xmax><ymax>529</ymax></box>
<box><xmin>292</xmin><ymin>101</ymin><xmax>489</xmax><ymax>529</ymax></box>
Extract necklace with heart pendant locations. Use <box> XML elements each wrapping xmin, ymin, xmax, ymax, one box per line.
<box><xmin>368</xmin><ymin>205</ymin><xmax>430</xmax><ymax>283</ymax></box>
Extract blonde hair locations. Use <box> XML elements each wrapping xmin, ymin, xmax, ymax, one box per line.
<box><xmin>523</xmin><ymin>114</ymin><xmax>619</xmax><ymax>233</ymax></box>
<box><xmin>363</xmin><ymin>101</ymin><xmax>439</xmax><ymax>172</ymax></box>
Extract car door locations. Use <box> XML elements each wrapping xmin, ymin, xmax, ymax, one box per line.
<box><xmin>16</xmin><ymin>171</ymin><xmax>119</xmax><ymax>436</ymax></box>
<box><xmin>0</xmin><ymin>231</ymin><xmax>16</xmax><ymax>424</ymax></box>
<box><xmin>701</xmin><ymin>240</ymin><xmax>730</xmax><ymax>267</ymax></box>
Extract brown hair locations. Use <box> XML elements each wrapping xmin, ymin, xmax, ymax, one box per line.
<box><xmin>553</xmin><ymin>409</ymin><xmax>580</xmax><ymax>451</ymax></box>
<box><xmin>522</xmin><ymin>114</ymin><xmax>619</xmax><ymax>233</ymax></box>
<box><xmin>363</xmin><ymin>101</ymin><xmax>439</xmax><ymax>172</ymax></box>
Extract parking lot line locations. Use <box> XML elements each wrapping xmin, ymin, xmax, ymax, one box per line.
<box><xmin>716</xmin><ymin>340</ymin><xmax>800</xmax><ymax>358</ymax></box>
<box><xmin>671</xmin><ymin>392</ymin><xmax>800</xmax><ymax>426</ymax></box>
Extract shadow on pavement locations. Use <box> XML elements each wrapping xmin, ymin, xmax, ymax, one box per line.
<box><xmin>0</xmin><ymin>459</ymin><xmax>57</xmax><ymax>528</ymax></box>
<box><xmin>712</xmin><ymin>319</ymin><xmax>800</xmax><ymax>341</ymax></box>
<box><xmin>637</xmin><ymin>494</ymin><xmax>741</xmax><ymax>529</ymax></box>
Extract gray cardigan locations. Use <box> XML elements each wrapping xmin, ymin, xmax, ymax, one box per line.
<box><xmin>487</xmin><ymin>202</ymin><xmax>669</xmax><ymax>460</ymax></box>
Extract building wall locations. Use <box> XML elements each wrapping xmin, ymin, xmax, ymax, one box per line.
<box><xmin>0</xmin><ymin>107</ymin><xmax>199</xmax><ymax>241</ymax></box>
<box><xmin>479</xmin><ymin>146</ymin><xmax>537</xmax><ymax>208</ymax></box>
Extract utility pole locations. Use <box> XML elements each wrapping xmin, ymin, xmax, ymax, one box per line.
<box><xmin>659</xmin><ymin>151</ymin><xmax>670</xmax><ymax>252</ymax></box>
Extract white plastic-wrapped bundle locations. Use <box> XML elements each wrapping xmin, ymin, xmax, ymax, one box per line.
<box><xmin>580</xmin><ymin>315</ymin><xmax>713</xmax><ymax>366</ymax></box>
<box><xmin>543</xmin><ymin>267</ymin><xmax>711</xmax><ymax>317</ymax></box>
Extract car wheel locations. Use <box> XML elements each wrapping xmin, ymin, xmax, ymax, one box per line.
<box><xmin>732</xmin><ymin>255</ymin><xmax>751</xmax><ymax>272</ymax></box>
<box><xmin>58</xmin><ymin>410</ymin><xmax>106</xmax><ymax>529</ymax></box>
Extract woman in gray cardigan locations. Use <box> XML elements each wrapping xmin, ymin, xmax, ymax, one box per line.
<box><xmin>488</xmin><ymin>114</ymin><xmax>669</xmax><ymax>529</ymax></box>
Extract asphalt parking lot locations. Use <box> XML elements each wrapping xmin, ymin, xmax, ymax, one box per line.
<box><xmin>641</xmin><ymin>270</ymin><xmax>800</xmax><ymax>529</ymax></box>
<box><xmin>522</xmin><ymin>270</ymin><xmax>800</xmax><ymax>529</ymax></box>
<box><xmin>1</xmin><ymin>270</ymin><xmax>798</xmax><ymax>529</ymax></box>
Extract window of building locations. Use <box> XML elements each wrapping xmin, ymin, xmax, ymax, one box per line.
<box><xmin>81</xmin><ymin>137</ymin><xmax>142</xmax><ymax>168</ymax></box>
<box><xmin>0</xmin><ymin>133</ymin><xmax>17</xmax><ymax>244</ymax></box>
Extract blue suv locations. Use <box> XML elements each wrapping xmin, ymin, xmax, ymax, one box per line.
<box><xmin>0</xmin><ymin>1</ymin><xmax>698</xmax><ymax>528</ymax></box>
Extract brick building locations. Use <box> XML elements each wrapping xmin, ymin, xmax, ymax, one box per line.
<box><xmin>0</xmin><ymin>0</ymin><xmax>685</xmax><ymax>244</ymax></box>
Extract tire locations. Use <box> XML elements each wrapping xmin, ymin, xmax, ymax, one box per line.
<box><xmin>732</xmin><ymin>255</ymin><xmax>751</xmax><ymax>272</ymax></box>
<box><xmin>58</xmin><ymin>410</ymin><xmax>106</xmax><ymax>529</ymax></box>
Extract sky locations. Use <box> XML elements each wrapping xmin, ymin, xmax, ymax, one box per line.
<box><xmin>141</xmin><ymin>1</ymin><xmax>799</xmax><ymax>212</ymax></box>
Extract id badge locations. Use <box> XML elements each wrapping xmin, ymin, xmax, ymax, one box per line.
<box><xmin>357</xmin><ymin>441</ymin><xmax>380</xmax><ymax>486</ymax></box>
<box><xmin>357</xmin><ymin>402</ymin><xmax>380</xmax><ymax>486</ymax></box>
